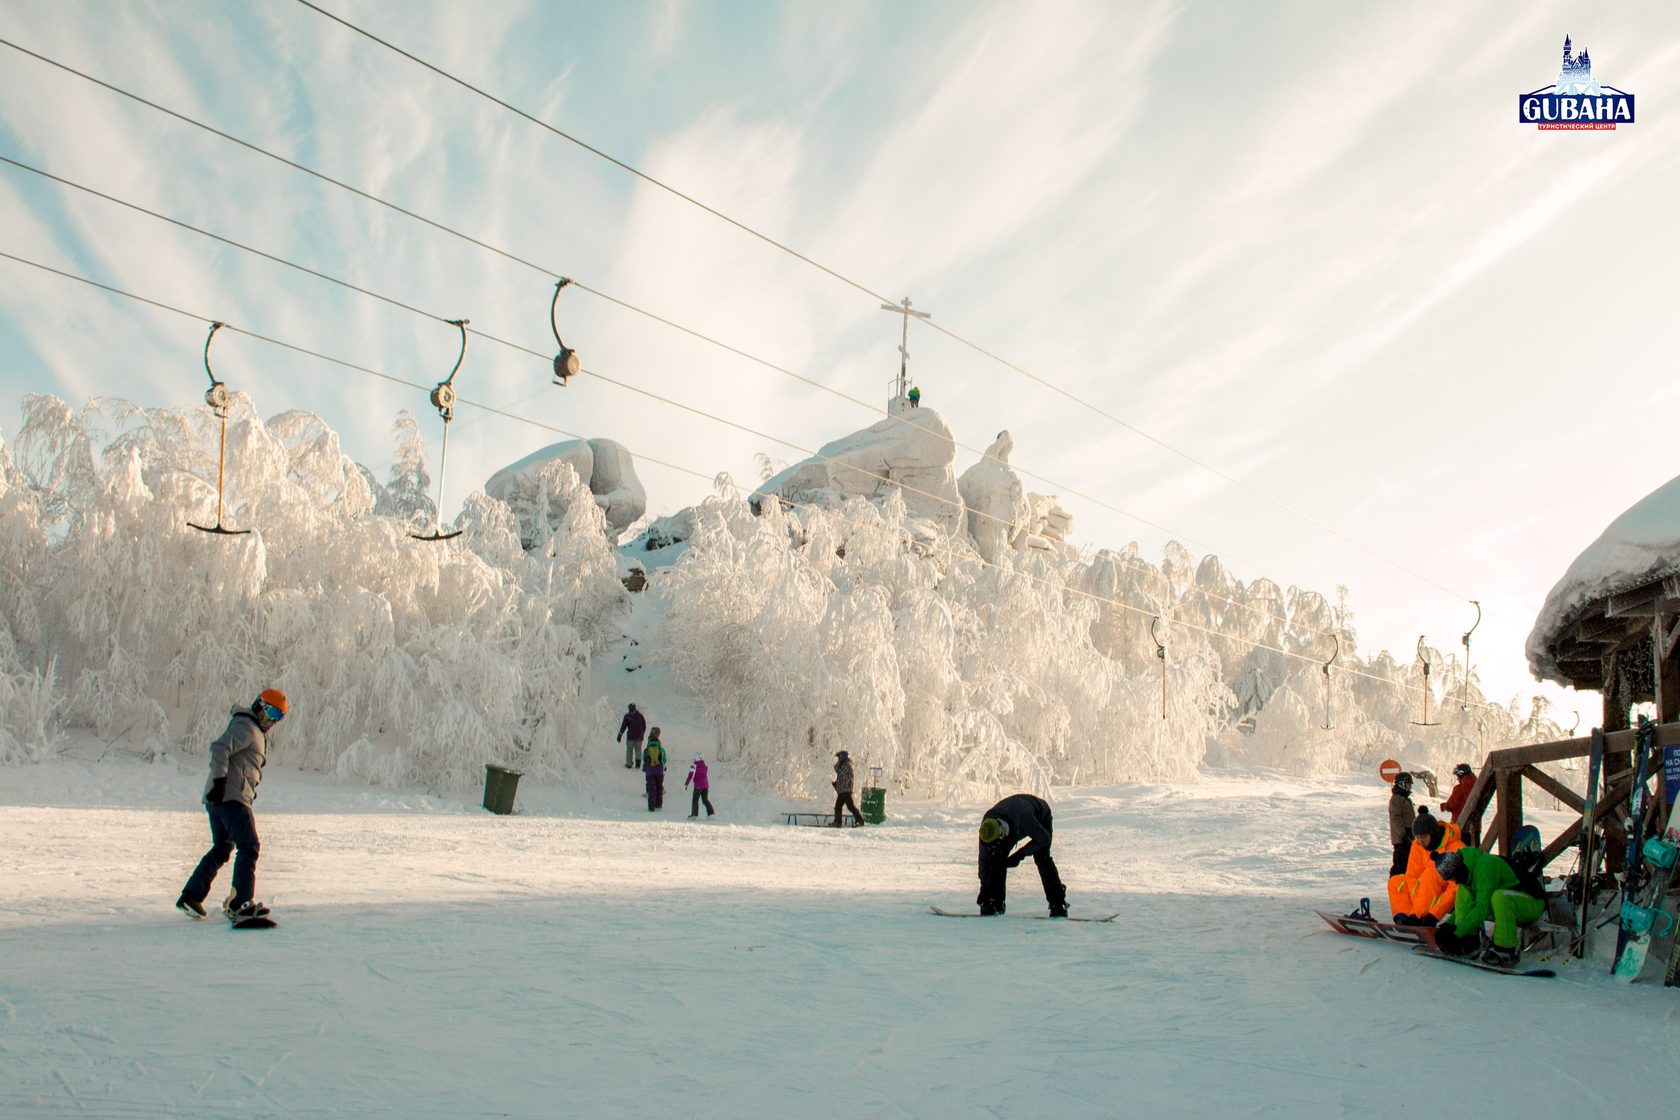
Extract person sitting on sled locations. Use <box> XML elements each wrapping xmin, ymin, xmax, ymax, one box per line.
<box><xmin>976</xmin><ymin>793</ymin><xmax>1068</xmax><ymax>917</ymax></box>
<box><xmin>1433</xmin><ymin>844</ymin><xmax>1545</xmax><ymax>968</ymax></box>
<box><xmin>1388</xmin><ymin>808</ymin><xmax>1465</xmax><ymax>926</ymax></box>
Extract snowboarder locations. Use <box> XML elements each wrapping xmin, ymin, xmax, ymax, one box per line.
<box><xmin>1388</xmin><ymin>772</ymin><xmax>1417</xmax><ymax>876</ymax></box>
<box><xmin>685</xmin><ymin>752</ymin><xmax>714</xmax><ymax>818</ymax></box>
<box><xmin>176</xmin><ymin>689</ymin><xmax>286</xmax><ymax>922</ymax></box>
<box><xmin>907</xmin><ymin>385</ymin><xmax>921</xmax><ymax>407</ymax></box>
<box><xmin>1433</xmin><ymin>845</ymin><xmax>1546</xmax><ymax>967</ymax></box>
<box><xmin>976</xmin><ymin>793</ymin><xmax>1068</xmax><ymax>917</ymax></box>
<box><xmin>1388</xmin><ymin>809</ymin><xmax>1464</xmax><ymax>925</ymax></box>
<box><xmin>643</xmin><ymin>729</ymin><xmax>666</xmax><ymax>811</ymax></box>
<box><xmin>831</xmin><ymin>750</ymin><xmax>865</xmax><ymax>827</ymax></box>
<box><xmin>618</xmin><ymin>702</ymin><xmax>647</xmax><ymax>770</ymax></box>
<box><xmin>1440</xmin><ymin>763</ymin><xmax>1476</xmax><ymax>824</ymax></box>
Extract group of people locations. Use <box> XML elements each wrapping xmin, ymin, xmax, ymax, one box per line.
<box><xmin>1383</xmin><ymin>762</ymin><xmax>1547</xmax><ymax>967</ymax></box>
<box><xmin>618</xmin><ymin>703</ymin><xmax>713</xmax><ymax>817</ymax></box>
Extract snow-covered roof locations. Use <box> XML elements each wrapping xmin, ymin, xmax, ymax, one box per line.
<box><xmin>1526</xmin><ymin>471</ymin><xmax>1680</xmax><ymax>686</ymax></box>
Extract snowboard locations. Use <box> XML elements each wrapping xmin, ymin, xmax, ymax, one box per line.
<box><xmin>229</xmin><ymin>915</ymin><xmax>278</xmax><ymax>930</ymax></box>
<box><xmin>929</xmin><ymin>905</ymin><xmax>1117</xmax><ymax>922</ymax></box>
<box><xmin>1412</xmin><ymin>947</ymin><xmax>1554</xmax><ymax>978</ymax></box>
<box><xmin>1611</xmin><ymin>780</ymin><xmax>1680</xmax><ymax>982</ymax></box>
<box><xmin>1609</xmin><ymin>718</ymin><xmax>1658</xmax><ymax>975</ymax></box>
<box><xmin>1315</xmin><ymin>910</ymin><xmax>1439</xmax><ymax>949</ymax></box>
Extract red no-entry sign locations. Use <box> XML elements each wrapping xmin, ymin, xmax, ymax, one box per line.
<box><xmin>1379</xmin><ymin>758</ymin><xmax>1402</xmax><ymax>783</ymax></box>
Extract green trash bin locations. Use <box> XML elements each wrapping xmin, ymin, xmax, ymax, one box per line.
<box><xmin>482</xmin><ymin>764</ymin><xmax>523</xmax><ymax>815</ymax></box>
<box><xmin>861</xmin><ymin>786</ymin><xmax>886</xmax><ymax>825</ymax></box>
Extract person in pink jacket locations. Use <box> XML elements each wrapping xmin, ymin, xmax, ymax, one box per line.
<box><xmin>685</xmin><ymin>753</ymin><xmax>715</xmax><ymax>818</ymax></box>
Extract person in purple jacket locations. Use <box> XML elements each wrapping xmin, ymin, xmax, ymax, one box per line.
<box><xmin>685</xmin><ymin>752</ymin><xmax>715</xmax><ymax>818</ymax></box>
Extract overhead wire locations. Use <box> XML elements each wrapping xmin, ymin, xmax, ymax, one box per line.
<box><xmin>288</xmin><ymin>0</ymin><xmax>1487</xmax><ymax>613</ymax></box>
<box><xmin>0</xmin><ymin>34</ymin><xmax>1482</xmax><ymax>634</ymax></box>
<box><xmin>0</xmin><ymin>246</ymin><xmax>1512</xmax><ymax>720</ymax></box>
<box><xmin>0</xmin><ymin>150</ymin><xmax>1390</xmax><ymax>654</ymax></box>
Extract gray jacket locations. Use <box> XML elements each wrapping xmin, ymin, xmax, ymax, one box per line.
<box><xmin>1388</xmin><ymin>791</ymin><xmax>1416</xmax><ymax>845</ymax></box>
<box><xmin>833</xmin><ymin>756</ymin><xmax>855</xmax><ymax>795</ymax></box>
<box><xmin>204</xmin><ymin>710</ymin><xmax>268</xmax><ymax>806</ymax></box>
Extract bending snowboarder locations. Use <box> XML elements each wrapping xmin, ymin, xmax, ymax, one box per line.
<box><xmin>1433</xmin><ymin>843</ymin><xmax>1546</xmax><ymax>967</ymax></box>
<box><xmin>177</xmin><ymin>689</ymin><xmax>286</xmax><ymax>923</ymax></box>
<box><xmin>977</xmin><ymin>793</ymin><xmax>1068</xmax><ymax>917</ymax></box>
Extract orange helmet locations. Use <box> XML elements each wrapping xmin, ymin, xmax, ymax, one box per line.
<box><xmin>258</xmin><ymin>688</ymin><xmax>288</xmax><ymax>716</ymax></box>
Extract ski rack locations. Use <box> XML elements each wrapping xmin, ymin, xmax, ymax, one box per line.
<box><xmin>550</xmin><ymin>279</ymin><xmax>580</xmax><ymax>386</ymax></box>
<box><xmin>1150</xmin><ymin>616</ymin><xmax>1167</xmax><ymax>720</ymax></box>
<box><xmin>1321</xmin><ymin>634</ymin><xmax>1339</xmax><ymax>730</ymax></box>
<box><xmin>188</xmin><ymin>321</ymin><xmax>251</xmax><ymax>537</ymax></box>
<box><xmin>1460</xmin><ymin>600</ymin><xmax>1481</xmax><ymax>710</ymax></box>
<box><xmin>1410</xmin><ymin>636</ymin><xmax>1440</xmax><ymax>726</ymax></box>
<box><xmin>412</xmin><ymin>319</ymin><xmax>469</xmax><ymax>543</ymax></box>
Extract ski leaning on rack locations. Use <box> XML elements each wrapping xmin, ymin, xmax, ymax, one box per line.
<box><xmin>1608</xmin><ymin>717</ymin><xmax>1657</xmax><ymax>975</ymax></box>
<box><xmin>1574</xmin><ymin>728</ymin><xmax>1607</xmax><ymax>957</ymax></box>
<box><xmin>1412</xmin><ymin>947</ymin><xmax>1555</xmax><ymax>978</ymax></box>
<box><xmin>1612</xmin><ymin>787</ymin><xmax>1680</xmax><ymax>981</ymax></box>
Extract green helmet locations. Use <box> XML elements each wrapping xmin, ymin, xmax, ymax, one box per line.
<box><xmin>979</xmin><ymin>817</ymin><xmax>1008</xmax><ymax>844</ymax></box>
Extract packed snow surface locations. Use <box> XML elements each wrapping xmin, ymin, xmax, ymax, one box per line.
<box><xmin>1528</xmin><ymin>469</ymin><xmax>1680</xmax><ymax>683</ymax></box>
<box><xmin>2</xmin><ymin>752</ymin><xmax>1674</xmax><ymax>1119</ymax></box>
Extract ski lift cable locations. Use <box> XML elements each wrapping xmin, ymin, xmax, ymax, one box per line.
<box><xmin>0</xmin><ymin>249</ymin><xmax>1515</xmax><ymax>718</ymax></box>
<box><xmin>282</xmin><ymin>4</ymin><xmax>1491</xmax><ymax>617</ymax></box>
<box><xmin>0</xmin><ymin>37</ymin><xmax>1496</xmax><ymax>633</ymax></box>
<box><xmin>0</xmin><ymin>151</ymin><xmax>1435</xmax><ymax>652</ymax></box>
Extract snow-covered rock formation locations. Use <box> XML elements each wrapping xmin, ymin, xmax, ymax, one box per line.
<box><xmin>485</xmin><ymin>438</ymin><xmax>647</xmax><ymax>545</ymax></box>
<box><xmin>750</xmin><ymin>406</ymin><xmax>962</xmax><ymax>535</ymax></box>
<box><xmin>957</xmin><ymin>431</ymin><xmax>1029</xmax><ymax>562</ymax></box>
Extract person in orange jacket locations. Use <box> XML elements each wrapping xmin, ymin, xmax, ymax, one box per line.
<box><xmin>1440</xmin><ymin>763</ymin><xmax>1476</xmax><ymax>824</ymax></box>
<box><xmin>1388</xmin><ymin>809</ymin><xmax>1465</xmax><ymax>925</ymax></box>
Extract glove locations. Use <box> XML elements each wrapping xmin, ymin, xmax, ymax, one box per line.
<box><xmin>831</xmin><ymin>781</ymin><xmax>838</xmax><ymax>790</ymax></box>
<box><xmin>208</xmin><ymin>777</ymin><xmax>226</xmax><ymax>803</ymax></box>
<box><xmin>1414</xmin><ymin>914</ymin><xmax>1438</xmax><ymax>928</ymax></box>
<box><xmin>1006</xmin><ymin>852</ymin><xmax>1025</xmax><ymax>868</ymax></box>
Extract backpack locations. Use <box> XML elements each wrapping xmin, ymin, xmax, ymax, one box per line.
<box><xmin>1508</xmin><ymin>825</ymin><xmax>1546</xmax><ymax>897</ymax></box>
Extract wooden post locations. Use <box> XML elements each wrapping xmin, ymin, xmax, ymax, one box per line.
<box><xmin>1494</xmin><ymin>767</ymin><xmax>1521</xmax><ymax>856</ymax></box>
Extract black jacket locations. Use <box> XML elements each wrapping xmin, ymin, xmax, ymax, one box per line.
<box><xmin>618</xmin><ymin>709</ymin><xmax>647</xmax><ymax>741</ymax></box>
<box><xmin>979</xmin><ymin>793</ymin><xmax>1052</xmax><ymax>870</ymax></box>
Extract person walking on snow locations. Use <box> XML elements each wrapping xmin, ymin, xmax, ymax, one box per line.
<box><xmin>976</xmin><ymin>793</ymin><xmax>1068</xmax><ymax>917</ymax></box>
<box><xmin>618</xmin><ymin>702</ymin><xmax>647</xmax><ymax>770</ymax></box>
<box><xmin>1388</xmin><ymin>771</ymin><xmax>1417</xmax><ymax>876</ymax></box>
<box><xmin>177</xmin><ymin>689</ymin><xmax>287</xmax><ymax>922</ymax></box>
<box><xmin>831</xmin><ymin>750</ymin><xmax>865</xmax><ymax>827</ymax></box>
<box><xmin>686</xmin><ymin>753</ymin><xmax>714</xmax><ymax>818</ymax></box>
<box><xmin>643</xmin><ymin>729</ymin><xmax>666</xmax><ymax>811</ymax></box>
<box><xmin>1440</xmin><ymin>763</ymin><xmax>1476</xmax><ymax>824</ymax></box>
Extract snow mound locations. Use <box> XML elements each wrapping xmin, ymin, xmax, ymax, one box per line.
<box><xmin>1527</xmin><ymin>470</ymin><xmax>1680</xmax><ymax>684</ymax></box>
<box><xmin>485</xmin><ymin>438</ymin><xmax>647</xmax><ymax>544</ymax></box>
<box><xmin>751</xmin><ymin>407</ymin><xmax>962</xmax><ymax>534</ymax></box>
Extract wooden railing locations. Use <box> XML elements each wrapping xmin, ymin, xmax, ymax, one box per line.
<box><xmin>1460</xmin><ymin>722</ymin><xmax>1680</xmax><ymax>870</ymax></box>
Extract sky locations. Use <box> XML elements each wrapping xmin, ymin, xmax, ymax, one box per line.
<box><xmin>1</xmin><ymin>0</ymin><xmax>1677</xmax><ymax>719</ymax></box>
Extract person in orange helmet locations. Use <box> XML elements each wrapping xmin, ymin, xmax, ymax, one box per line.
<box><xmin>176</xmin><ymin>688</ymin><xmax>287</xmax><ymax>923</ymax></box>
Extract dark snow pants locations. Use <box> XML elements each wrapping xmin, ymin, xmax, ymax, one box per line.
<box><xmin>646</xmin><ymin>766</ymin><xmax>665</xmax><ymax>810</ymax></box>
<box><xmin>690</xmin><ymin>788</ymin><xmax>714</xmax><ymax>817</ymax></box>
<box><xmin>1390</xmin><ymin>840</ymin><xmax>1410</xmax><ymax>877</ymax></box>
<box><xmin>833</xmin><ymin>791</ymin><xmax>864</xmax><ymax>827</ymax></box>
<box><xmin>182</xmin><ymin>801</ymin><xmax>261</xmax><ymax>908</ymax></box>
<box><xmin>978</xmin><ymin>846</ymin><xmax>1066</xmax><ymax>912</ymax></box>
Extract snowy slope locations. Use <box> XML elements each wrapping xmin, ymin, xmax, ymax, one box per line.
<box><xmin>1</xmin><ymin>751</ymin><xmax>1673</xmax><ymax>1120</ymax></box>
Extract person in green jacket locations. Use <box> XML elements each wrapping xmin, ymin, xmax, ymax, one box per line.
<box><xmin>1434</xmin><ymin>847</ymin><xmax>1545</xmax><ymax>967</ymax></box>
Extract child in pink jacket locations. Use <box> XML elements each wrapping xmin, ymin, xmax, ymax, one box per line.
<box><xmin>685</xmin><ymin>753</ymin><xmax>715</xmax><ymax>818</ymax></box>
